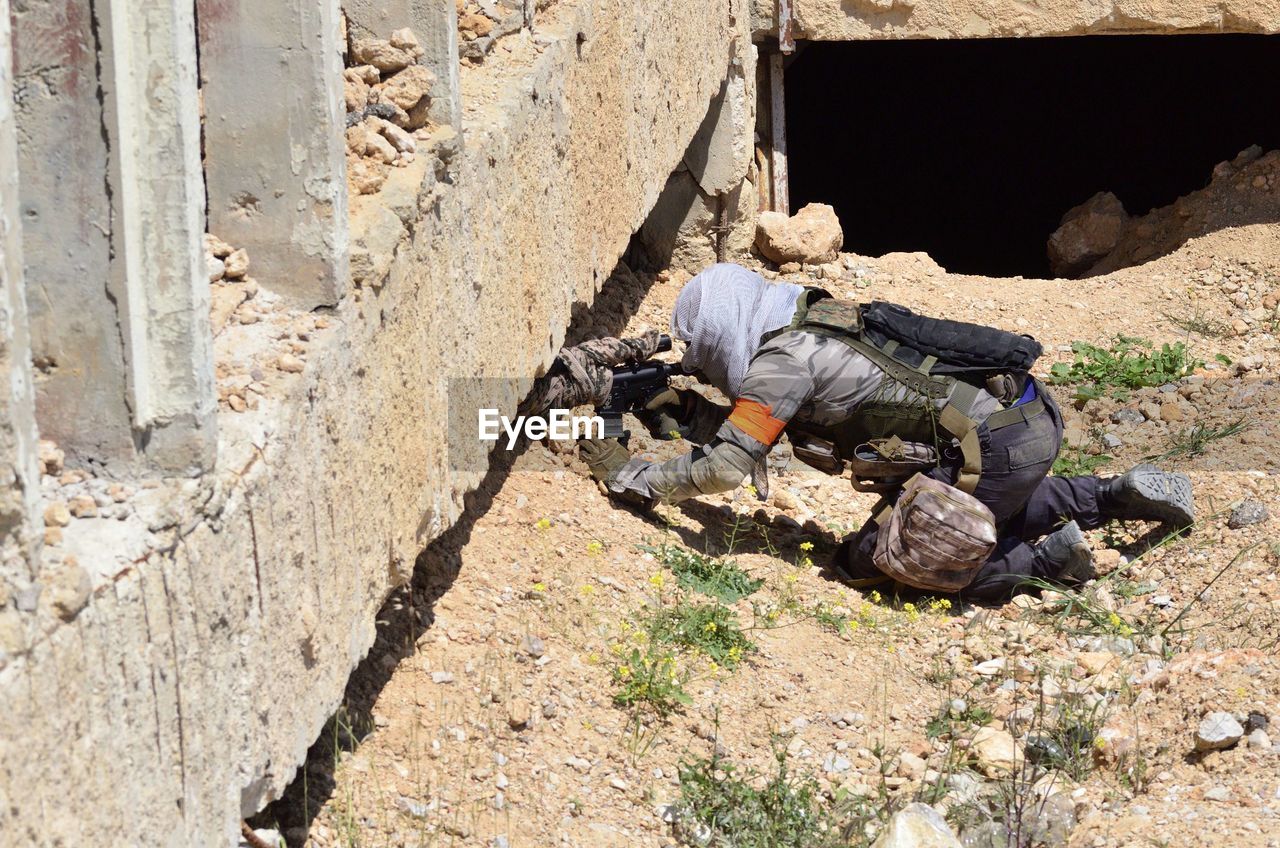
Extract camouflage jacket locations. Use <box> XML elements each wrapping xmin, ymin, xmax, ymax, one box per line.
<box><xmin>610</xmin><ymin>328</ymin><xmax>1004</xmax><ymax>505</ymax></box>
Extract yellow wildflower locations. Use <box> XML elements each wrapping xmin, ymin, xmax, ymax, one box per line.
<box><xmin>744</xmin><ymin>483</ymin><xmax>758</xmax><ymax>497</ymax></box>
<box><xmin>586</xmin><ymin>540</ymin><xmax>604</xmax><ymax>556</ymax></box>
<box><xmin>649</xmin><ymin>572</ymin><xmax>666</xmax><ymax>590</ymax></box>
<box><xmin>534</xmin><ymin>518</ymin><xmax>551</xmax><ymax>532</ymax></box>
<box><xmin>580</xmin><ymin>584</ymin><xmax>596</xmax><ymax>596</ymax></box>
<box><xmin>869</xmin><ymin>590</ymin><xmax>882</xmax><ymax>604</ymax></box>
<box><xmin>799</xmin><ymin>541</ymin><xmax>814</xmax><ymax>552</ymax></box>
<box><xmin>532</xmin><ymin>582</ymin><xmax>547</xmax><ymax>593</ymax></box>
<box><xmin>703</xmin><ymin>621</ymin><xmax>718</xmax><ymax>633</ymax></box>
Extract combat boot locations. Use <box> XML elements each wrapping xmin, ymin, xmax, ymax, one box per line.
<box><xmin>1098</xmin><ymin>463</ymin><xmax>1195</xmax><ymax>527</ymax></box>
<box><xmin>1036</xmin><ymin>521</ymin><xmax>1096</xmax><ymax>585</ymax></box>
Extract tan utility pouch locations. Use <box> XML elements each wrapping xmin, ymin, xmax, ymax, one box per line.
<box><xmin>872</xmin><ymin>473</ymin><xmax>997</xmax><ymax>592</ymax></box>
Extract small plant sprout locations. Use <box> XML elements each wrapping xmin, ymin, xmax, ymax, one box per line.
<box><xmin>642</xmin><ymin>542</ymin><xmax>763</xmax><ymax>603</ymax></box>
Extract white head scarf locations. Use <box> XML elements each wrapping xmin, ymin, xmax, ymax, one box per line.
<box><xmin>671</xmin><ymin>264</ymin><xmax>804</xmax><ymax>398</ymax></box>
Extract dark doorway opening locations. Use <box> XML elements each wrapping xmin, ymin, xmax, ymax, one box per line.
<box><xmin>784</xmin><ymin>35</ymin><xmax>1280</xmax><ymax>278</ymax></box>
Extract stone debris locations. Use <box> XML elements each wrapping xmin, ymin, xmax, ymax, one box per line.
<box><xmin>1195</xmin><ymin>711</ymin><xmax>1244</xmax><ymax>751</ymax></box>
<box><xmin>871</xmin><ymin>803</ymin><xmax>962</xmax><ymax>848</ymax></box>
<box><xmin>341</xmin><ymin>27</ymin><xmax>436</xmax><ymax>197</ymax></box>
<box><xmin>506</xmin><ymin>698</ymin><xmax>532</xmax><ymax>729</ymax></box>
<box><xmin>1246</xmin><ymin>729</ymin><xmax>1272</xmax><ymax>751</ymax></box>
<box><xmin>351</xmin><ymin>37</ymin><xmax>419</xmax><ymax>74</ymax></box>
<box><xmin>970</xmin><ymin>726</ymin><xmax>1019</xmax><ymax>776</ymax></box>
<box><xmin>223</xmin><ymin>248</ymin><xmax>250</xmax><ymax>280</ymax></box>
<box><xmin>204</xmin><ymin>233</ymin><xmax>261</xmax><ymax>336</ymax></box>
<box><xmin>1046</xmin><ymin>191</ymin><xmax>1128</xmax><ymax>277</ymax></box>
<box><xmin>68</xmin><ymin>495</ymin><xmax>98</xmax><ymax>519</ymax></box>
<box><xmin>38</xmin><ymin>440</ymin><xmax>65</xmax><ymax>476</ymax></box>
<box><xmin>43</xmin><ymin>501</ymin><xmax>71</xmax><ymax>528</ymax></box>
<box><xmin>277</xmin><ymin>354</ymin><xmax>305</xmax><ymax>374</ymax></box>
<box><xmin>1227</xmin><ymin>499</ymin><xmax>1268</xmax><ymax>529</ymax></box>
<box><xmin>755</xmin><ymin>202</ymin><xmax>844</xmax><ymax>265</ymax></box>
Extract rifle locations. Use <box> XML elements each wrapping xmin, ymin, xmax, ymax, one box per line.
<box><xmin>599</xmin><ymin>335</ymin><xmax>682</xmax><ymax>443</ymax></box>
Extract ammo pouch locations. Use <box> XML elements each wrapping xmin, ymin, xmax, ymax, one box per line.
<box><xmin>872</xmin><ymin>473</ymin><xmax>997</xmax><ymax>592</ymax></box>
<box><xmin>848</xmin><ymin>437</ymin><xmax>937</xmax><ymax>493</ymax></box>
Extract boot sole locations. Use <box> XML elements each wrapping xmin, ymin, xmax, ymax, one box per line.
<box><xmin>1122</xmin><ymin>464</ymin><xmax>1196</xmax><ymax>527</ymax></box>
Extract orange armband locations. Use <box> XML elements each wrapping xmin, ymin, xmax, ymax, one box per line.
<box><xmin>727</xmin><ymin>398</ymin><xmax>787</xmax><ymax>446</ymax></box>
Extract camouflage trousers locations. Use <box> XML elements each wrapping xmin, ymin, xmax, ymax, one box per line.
<box><xmin>519</xmin><ymin>330</ymin><xmax>662</xmax><ymax>416</ymax></box>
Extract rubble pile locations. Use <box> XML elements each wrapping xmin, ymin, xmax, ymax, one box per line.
<box><xmin>205</xmin><ymin>233</ymin><xmax>262</xmax><ymax>337</ymax></box>
<box><xmin>341</xmin><ymin>27</ymin><xmax>434</xmax><ymax>196</ymax></box>
<box><xmin>457</xmin><ymin>1</ymin><xmax>541</xmax><ymax>63</ymax></box>
<box><xmin>1049</xmin><ymin>146</ymin><xmax>1280</xmax><ymax>278</ymax></box>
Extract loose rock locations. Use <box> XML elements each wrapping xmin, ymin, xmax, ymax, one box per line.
<box><xmin>506</xmin><ymin>698</ymin><xmax>532</xmax><ymax>729</ymax></box>
<box><xmin>43</xmin><ymin>501</ymin><xmax>71</xmax><ymax>528</ymax></box>
<box><xmin>277</xmin><ymin>354</ymin><xmax>305</xmax><ymax>374</ymax></box>
<box><xmin>351</xmin><ymin>38</ymin><xmax>415</xmax><ymax>73</ymax></box>
<box><xmin>1228</xmin><ymin>499</ymin><xmax>1268</xmax><ymax>529</ymax></box>
<box><xmin>223</xmin><ymin>248</ymin><xmax>250</xmax><ymax>280</ymax></box>
<box><xmin>871</xmin><ymin>803</ymin><xmax>962</xmax><ymax>848</ymax></box>
<box><xmin>1047</xmin><ymin>191</ymin><xmax>1128</xmax><ymax>277</ymax></box>
<box><xmin>971</xmin><ymin>726</ymin><xmax>1019</xmax><ymax>776</ymax></box>
<box><xmin>1195</xmin><ymin>711</ymin><xmax>1243</xmax><ymax>751</ymax></box>
<box><xmin>755</xmin><ymin>203</ymin><xmax>843</xmax><ymax>265</ymax></box>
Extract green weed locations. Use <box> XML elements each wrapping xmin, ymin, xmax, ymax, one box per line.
<box><xmin>676</xmin><ymin>747</ymin><xmax>846</xmax><ymax>848</ymax></box>
<box><xmin>648</xmin><ymin>598</ymin><xmax>755</xmax><ymax>669</ymax></box>
<box><xmin>611</xmin><ymin>646</ymin><xmax>692</xmax><ymax>717</ymax></box>
<box><xmin>1047</xmin><ymin>336</ymin><xmax>1204</xmax><ymax>401</ymax></box>
<box><xmin>644</xmin><ymin>542</ymin><xmax>763</xmax><ymax>603</ymax></box>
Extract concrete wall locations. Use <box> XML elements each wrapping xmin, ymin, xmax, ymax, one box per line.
<box><xmin>0</xmin><ymin>0</ymin><xmax>43</xmax><ymax>664</ymax></box>
<box><xmin>0</xmin><ymin>0</ymin><xmax>747</xmax><ymax>843</ymax></box>
<box><xmin>199</xmin><ymin>0</ymin><xmax>350</xmax><ymax>309</ymax></box>
<box><xmin>753</xmin><ymin>0</ymin><xmax>1280</xmax><ymax>39</ymax></box>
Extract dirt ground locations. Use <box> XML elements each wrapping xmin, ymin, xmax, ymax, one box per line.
<box><xmin>257</xmin><ymin>177</ymin><xmax>1280</xmax><ymax>847</ymax></box>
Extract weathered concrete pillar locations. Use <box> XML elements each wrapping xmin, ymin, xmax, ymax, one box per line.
<box><xmin>198</xmin><ymin>0</ymin><xmax>350</xmax><ymax>308</ymax></box>
<box><xmin>12</xmin><ymin>0</ymin><xmax>216</xmax><ymax>475</ymax></box>
<box><xmin>12</xmin><ymin>0</ymin><xmax>137</xmax><ymax>470</ymax></box>
<box><xmin>101</xmin><ymin>0</ymin><xmax>217</xmax><ymax>471</ymax></box>
<box><xmin>0</xmin><ymin>0</ymin><xmax>43</xmax><ymax>659</ymax></box>
<box><xmin>343</xmin><ymin>0</ymin><xmax>462</xmax><ymax>128</ymax></box>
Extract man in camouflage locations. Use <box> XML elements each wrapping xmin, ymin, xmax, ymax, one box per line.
<box><xmin>568</xmin><ymin>263</ymin><xmax>1195</xmax><ymax>600</ymax></box>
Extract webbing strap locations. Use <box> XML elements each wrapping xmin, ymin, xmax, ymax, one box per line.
<box><xmin>985</xmin><ymin>397</ymin><xmax>1046</xmax><ymax>431</ymax></box>
<box><xmin>938</xmin><ymin>404</ymin><xmax>982</xmax><ymax>495</ymax></box>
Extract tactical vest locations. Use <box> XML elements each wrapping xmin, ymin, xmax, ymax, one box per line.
<box><xmin>783</xmin><ymin>289</ymin><xmax>1045</xmax><ymax>495</ymax></box>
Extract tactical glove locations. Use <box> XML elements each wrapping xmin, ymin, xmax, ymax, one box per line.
<box><xmin>638</xmin><ymin>387</ymin><xmax>693</xmax><ymax>441</ymax></box>
<box><xmin>579</xmin><ymin>437</ymin><xmax>631</xmax><ymax>484</ymax></box>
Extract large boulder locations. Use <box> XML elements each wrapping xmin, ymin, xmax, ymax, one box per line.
<box><xmin>755</xmin><ymin>202</ymin><xmax>843</xmax><ymax>265</ymax></box>
<box><xmin>872</xmin><ymin>803</ymin><xmax>963</xmax><ymax>848</ymax></box>
<box><xmin>1047</xmin><ymin>191</ymin><xmax>1128</xmax><ymax>277</ymax></box>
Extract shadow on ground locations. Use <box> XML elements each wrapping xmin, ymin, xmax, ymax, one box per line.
<box><xmin>253</xmin><ymin>253</ymin><xmax>665</xmax><ymax>844</ymax></box>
